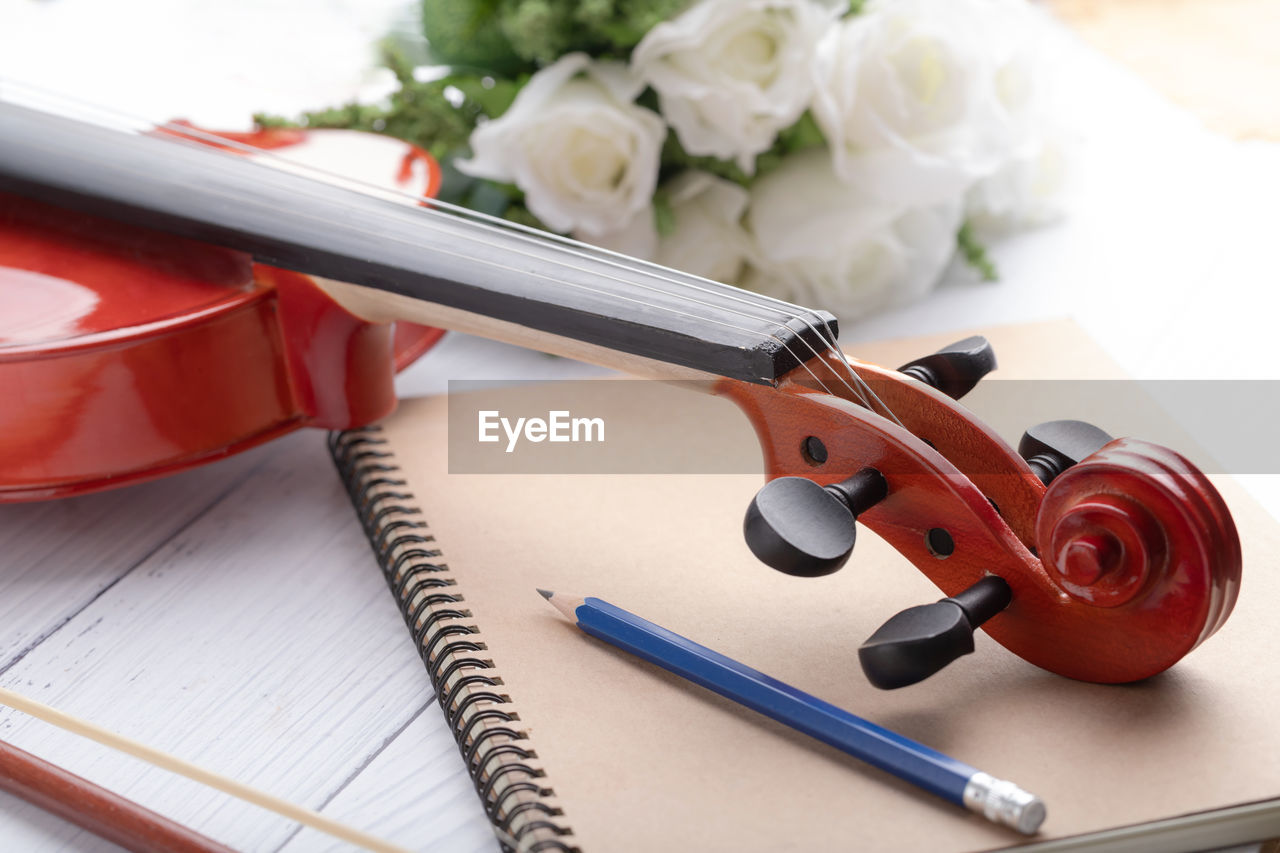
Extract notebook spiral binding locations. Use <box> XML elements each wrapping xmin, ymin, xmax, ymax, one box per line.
<box><xmin>329</xmin><ymin>428</ymin><xmax>576</xmax><ymax>852</ymax></box>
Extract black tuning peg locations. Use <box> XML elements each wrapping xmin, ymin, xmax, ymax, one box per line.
<box><xmin>858</xmin><ymin>576</ymin><xmax>1012</xmax><ymax>689</ymax></box>
<box><xmin>1018</xmin><ymin>420</ymin><xmax>1114</xmax><ymax>485</ymax></box>
<box><xmin>743</xmin><ymin>469</ymin><xmax>887</xmax><ymax>578</ymax></box>
<box><xmin>897</xmin><ymin>335</ymin><xmax>997</xmax><ymax>400</ymax></box>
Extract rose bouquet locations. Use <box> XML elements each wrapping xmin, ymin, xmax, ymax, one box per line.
<box><xmin>267</xmin><ymin>0</ymin><xmax>1064</xmax><ymax>321</ymax></box>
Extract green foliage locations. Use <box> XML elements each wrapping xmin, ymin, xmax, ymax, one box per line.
<box><xmin>484</xmin><ymin>0</ymin><xmax>690</xmax><ymax>65</ymax></box>
<box><xmin>466</xmin><ymin>178</ymin><xmax>520</xmax><ymax>217</ymax></box>
<box><xmin>657</xmin><ymin>110</ymin><xmax>827</xmax><ymax>186</ymax></box>
<box><xmin>570</xmin><ymin>0</ymin><xmax>692</xmax><ymax>55</ymax></box>
<box><xmin>957</xmin><ymin>222</ymin><xmax>999</xmax><ymax>281</ymax></box>
<box><xmin>659</xmin><ymin>133</ymin><xmax>752</xmax><ymax>186</ymax></box>
<box><xmin>420</xmin><ymin>0</ymin><xmax>527</xmax><ymax>75</ymax></box>
<box><xmin>416</xmin><ymin>0</ymin><xmax>692</xmax><ymax>70</ymax></box>
<box><xmin>500</xmin><ymin>1</ymin><xmax>567</xmax><ymax>64</ymax></box>
<box><xmin>503</xmin><ymin>204</ymin><xmax>547</xmax><ymax>230</ymax></box>
<box><xmin>774</xmin><ymin>111</ymin><xmax>826</xmax><ymax>156</ymax></box>
<box><xmin>255</xmin><ymin>44</ymin><xmax>523</xmax><ymax>204</ymax></box>
<box><xmin>433</xmin><ymin>154</ymin><xmax>529</xmax><ymax>221</ymax></box>
<box><xmin>257</xmin><ymin>3</ymin><xmax>842</xmax><ymax>238</ymax></box>
<box><xmin>653</xmin><ymin>191</ymin><xmax>676</xmax><ymax>237</ymax></box>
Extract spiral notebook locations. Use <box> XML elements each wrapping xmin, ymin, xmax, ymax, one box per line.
<box><xmin>328</xmin><ymin>321</ymin><xmax>1280</xmax><ymax>852</ymax></box>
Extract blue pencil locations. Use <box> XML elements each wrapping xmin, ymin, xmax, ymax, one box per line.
<box><xmin>539</xmin><ymin>590</ymin><xmax>1045</xmax><ymax>835</ymax></box>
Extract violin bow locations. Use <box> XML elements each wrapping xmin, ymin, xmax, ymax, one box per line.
<box><xmin>0</xmin><ymin>687</ymin><xmax>413</xmax><ymax>853</ymax></box>
<box><xmin>0</xmin><ymin>737</ymin><xmax>235</xmax><ymax>853</ymax></box>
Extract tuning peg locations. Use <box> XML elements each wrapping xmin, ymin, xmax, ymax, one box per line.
<box><xmin>897</xmin><ymin>336</ymin><xmax>997</xmax><ymax>400</ymax></box>
<box><xmin>743</xmin><ymin>469</ymin><xmax>887</xmax><ymax>577</ymax></box>
<box><xmin>1018</xmin><ymin>420</ymin><xmax>1114</xmax><ymax>485</ymax></box>
<box><xmin>858</xmin><ymin>576</ymin><xmax>1012</xmax><ymax>689</ymax></box>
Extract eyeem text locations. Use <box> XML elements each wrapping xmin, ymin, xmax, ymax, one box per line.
<box><xmin>478</xmin><ymin>410</ymin><xmax>605</xmax><ymax>453</ymax></box>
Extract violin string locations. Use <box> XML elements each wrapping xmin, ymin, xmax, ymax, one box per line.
<box><xmin>2</xmin><ymin>80</ymin><xmax>852</xmax><ymax>401</ymax></box>
<box><xmin>1</xmin><ymin>81</ymin><xmax>900</xmax><ymax>419</ymax></box>
<box><xmin>0</xmin><ymin>80</ymin><xmax>890</xmax><ymax>415</ymax></box>
<box><xmin>139</xmin><ymin>116</ymin><xmax>880</xmax><ymax>413</ymax></box>
<box><xmin>0</xmin><ymin>84</ymin><xmax>836</xmax><ymax>358</ymax></box>
<box><xmin>167</xmin><ymin>119</ymin><xmax>889</xmax><ymax>416</ymax></box>
<box><xmin>815</xmin><ymin>323</ymin><xmax>901</xmax><ymax>426</ymax></box>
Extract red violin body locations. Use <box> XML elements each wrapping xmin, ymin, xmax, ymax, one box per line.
<box><xmin>0</xmin><ymin>130</ymin><xmax>443</xmax><ymax>501</ymax></box>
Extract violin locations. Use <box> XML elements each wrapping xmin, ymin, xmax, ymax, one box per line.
<box><xmin>0</xmin><ymin>99</ymin><xmax>1241</xmax><ymax>694</ymax></box>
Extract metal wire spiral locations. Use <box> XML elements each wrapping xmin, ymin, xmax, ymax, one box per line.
<box><xmin>330</xmin><ymin>429</ymin><xmax>575</xmax><ymax>851</ymax></box>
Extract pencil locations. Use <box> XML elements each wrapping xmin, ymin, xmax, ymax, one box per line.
<box><xmin>539</xmin><ymin>590</ymin><xmax>1045</xmax><ymax>835</ymax></box>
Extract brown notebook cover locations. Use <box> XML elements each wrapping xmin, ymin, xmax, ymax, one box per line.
<box><xmin>331</xmin><ymin>320</ymin><xmax>1280</xmax><ymax>852</ymax></box>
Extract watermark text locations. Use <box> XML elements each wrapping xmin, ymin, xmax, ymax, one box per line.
<box><xmin>478</xmin><ymin>410</ymin><xmax>605</xmax><ymax>453</ymax></box>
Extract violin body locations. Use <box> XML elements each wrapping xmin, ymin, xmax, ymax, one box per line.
<box><xmin>0</xmin><ymin>130</ymin><xmax>443</xmax><ymax>501</ymax></box>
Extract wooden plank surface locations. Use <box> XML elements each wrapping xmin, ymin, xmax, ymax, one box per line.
<box><xmin>0</xmin><ymin>451</ymin><xmax>263</xmax><ymax>670</ymax></box>
<box><xmin>0</xmin><ymin>328</ymin><xmax>598</xmax><ymax>850</ymax></box>
<box><xmin>0</xmin><ymin>434</ymin><xmax>495</xmax><ymax>850</ymax></box>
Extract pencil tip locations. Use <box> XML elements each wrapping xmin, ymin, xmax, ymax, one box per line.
<box><xmin>539</xmin><ymin>592</ymin><xmax>584</xmax><ymax>620</ymax></box>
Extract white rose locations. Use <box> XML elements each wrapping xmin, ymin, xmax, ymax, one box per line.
<box><xmin>966</xmin><ymin>132</ymin><xmax>1069</xmax><ymax>236</ymax></box>
<box><xmin>811</xmin><ymin>0</ymin><xmax>1021</xmax><ymax>206</ymax></box>
<box><xmin>577</xmin><ymin>172</ymin><xmax>751</xmax><ymax>282</ymax></box>
<box><xmin>966</xmin><ymin>7</ymin><xmax>1070</xmax><ymax>234</ymax></box>
<box><xmin>632</xmin><ymin>0</ymin><xmax>835</xmax><ymax>174</ymax></box>
<box><xmin>655</xmin><ymin>172</ymin><xmax>751</xmax><ymax>283</ymax></box>
<box><xmin>458</xmin><ymin>53</ymin><xmax>666</xmax><ymax>236</ymax></box>
<box><xmin>743</xmin><ymin>150</ymin><xmax>961</xmax><ymax>318</ymax></box>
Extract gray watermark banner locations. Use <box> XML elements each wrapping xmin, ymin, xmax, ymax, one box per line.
<box><xmin>446</xmin><ymin>378</ymin><xmax>1280</xmax><ymax>475</ymax></box>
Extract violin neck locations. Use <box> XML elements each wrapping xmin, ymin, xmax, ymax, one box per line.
<box><xmin>0</xmin><ymin>102</ymin><xmax>837</xmax><ymax>385</ymax></box>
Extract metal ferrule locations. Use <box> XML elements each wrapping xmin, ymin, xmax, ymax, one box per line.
<box><xmin>963</xmin><ymin>771</ymin><xmax>1047</xmax><ymax>835</ymax></box>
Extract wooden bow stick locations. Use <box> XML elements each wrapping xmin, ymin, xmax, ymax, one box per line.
<box><xmin>0</xmin><ymin>739</ymin><xmax>234</xmax><ymax>853</ymax></box>
<box><xmin>0</xmin><ymin>686</ymin><xmax>411</xmax><ymax>853</ymax></box>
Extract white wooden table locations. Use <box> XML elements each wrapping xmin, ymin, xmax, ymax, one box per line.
<box><xmin>0</xmin><ymin>332</ymin><xmax>606</xmax><ymax>852</ymax></box>
<box><xmin>2</xmin><ymin>3</ymin><xmax>1279</xmax><ymax>851</ymax></box>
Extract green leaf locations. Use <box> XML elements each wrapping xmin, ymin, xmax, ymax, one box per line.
<box><xmin>777</xmin><ymin>111</ymin><xmax>825</xmax><ymax>154</ymax></box>
<box><xmin>503</xmin><ymin>203</ymin><xmax>548</xmax><ymax>230</ymax></box>
<box><xmin>957</xmin><ymin>222</ymin><xmax>999</xmax><ymax>282</ymax></box>
<box><xmin>584</xmin><ymin>0</ymin><xmax>694</xmax><ymax>53</ymax></box>
<box><xmin>433</xmin><ymin>155</ymin><xmax>479</xmax><ymax>205</ymax></box>
<box><xmin>449</xmin><ymin>74</ymin><xmax>525</xmax><ymax>120</ymax></box>
<box><xmin>420</xmin><ymin>0</ymin><xmax>528</xmax><ymax>76</ymax></box>
<box><xmin>659</xmin><ymin>132</ymin><xmax>750</xmax><ymax>186</ymax></box>
<box><xmin>492</xmin><ymin>0</ymin><xmax>693</xmax><ymax>64</ymax></box>
<box><xmin>653</xmin><ymin>192</ymin><xmax>676</xmax><ymax>237</ymax></box>
<box><xmin>658</xmin><ymin>112</ymin><xmax>826</xmax><ymax>186</ymax></box>
<box><xmin>466</xmin><ymin>180</ymin><xmax>521</xmax><ymax>218</ymax></box>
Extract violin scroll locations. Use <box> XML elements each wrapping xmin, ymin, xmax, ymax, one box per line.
<box><xmin>723</xmin><ymin>336</ymin><xmax>1242</xmax><ymax>688</ymax></box>
<box><xmin>1035</xmin><ymin>438</ymin><xmax>1241</xmax><ymax>628</ymax></box>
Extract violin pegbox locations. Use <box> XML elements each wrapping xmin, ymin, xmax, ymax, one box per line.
<box><xmin>721</xmin><ymin>338</ymin><xmax>1242</xmax><ymax>689</ymax></box>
